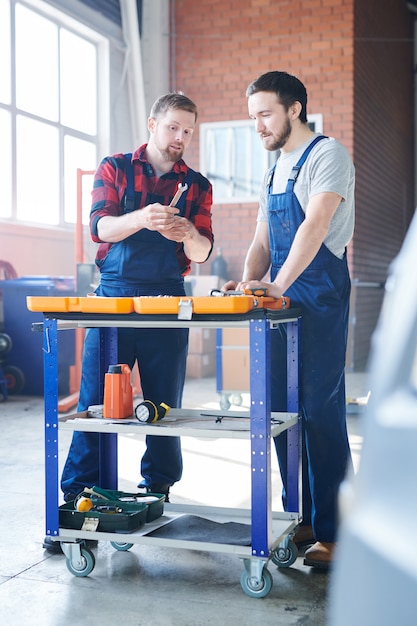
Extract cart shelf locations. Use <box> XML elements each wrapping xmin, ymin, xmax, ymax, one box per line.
<box><xmin>57</xmin><ymin>503</ymin><xmax>299</xmax><ymax>556</ymax></box>
<box><xmin>59</xmin><ymin>408</ymin><xmax>298</xmax><ymax>439</ymax></box>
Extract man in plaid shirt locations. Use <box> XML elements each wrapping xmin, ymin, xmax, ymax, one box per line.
<box><xmin>44</xmin><ymin>94</ymin><xmax>213</xmax><ymax>550</ymax></box>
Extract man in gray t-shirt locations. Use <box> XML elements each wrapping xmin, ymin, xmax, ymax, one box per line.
<box><xmin>258</xmin><ymin>135</ymin><xmax>354</xmax><ymax>259</ymax></box>
<box><xmin>223</xmin><ymin>71</ymin><xmax>355</xmax><ymax>569</ymax></box>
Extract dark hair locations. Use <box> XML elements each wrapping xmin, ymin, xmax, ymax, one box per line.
<box><xmin>246</xmin><ymin>71</ymin><xmax>308</xmax><ymax>123</ymax></box>
<box><xmin>150</xmin><ymin>92</ymin><xmax>198</xmax><ymax>121</ymax></box>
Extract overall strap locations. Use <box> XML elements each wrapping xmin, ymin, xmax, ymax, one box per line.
<box><xmin>182</xmin><ymin>168</ymin><xmax>195</xmax><ymax>189</ymax></box>
<box><xmin>176</xmin><ymin>168</ymin><xmax>195</xmax><ymax>216</ymax></box>
<box><xmin>286</xmin><ymin>135</ymin><xmax>328</xmax><ymax>191</ymax></box>
<box><xmin>123</xmin><ymin>153</ymin><xmax>194</xmax><ymax>215</ymax></box>
<box><xmin>123</xmin><ymin>152</ymin><xmax>135</xmax><ymax>212</ymax></box>
<box><xmin>267</xmin><ymin>135</ymin><xmax>328</xmax><ymax>193</ymax></box>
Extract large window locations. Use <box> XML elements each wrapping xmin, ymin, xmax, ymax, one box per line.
<box><xmin>0</xmin><ymin>0</ymin><xmax>104</xmax><ymax>226</ymax></box>
<box><xmin>200</xmin><ymin>114</ymin><xmax>323</xmax><ymax>204</ymax></box>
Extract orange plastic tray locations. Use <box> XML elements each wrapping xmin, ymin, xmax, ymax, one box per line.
<box><xmin>27</xmin><ymin>296</ymin><xmax>71</xmax><ymax>312</ymax></box>
<box><xmin>133</xmin><ymin>297</ymin><xmax>181</xmax><ymax>314</ymax></box>
<box><xmin>26</xmin><ymin>296</ymin><xmax>134</xmax><ymax>314</ymax></box>
<box><xmin>133</xmin><ymin>295</ymin><xmax>290</xmax><ymax>314</ymax></box>
<box><xmin>133</xmin><ymin>296</ymin><xmax>256</xmax><ymax>314</ymax></box>
<box><xmin>193</xmin><ymin>296</ymin><xmax>257</xmax><ymax>314</ymax></box>
<box><xmin>78</xmin><ymin>297</ymin><xmax>134</xmax><ymax>313</ymax></box>
<box><xmin>27</xmin><ymin>295</ymin><xmax>290</xmax><ymax>315</ymax></box>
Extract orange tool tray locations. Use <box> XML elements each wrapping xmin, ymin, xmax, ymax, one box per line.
<box><xmin>133</xmin><ymin>295</ymin><xmax>290</xmax><ymax>314</ymax></box>
<box><xmin>133</xmin><ymin>296</ymin><xmax>254</xmax><ymax>314</ymax></box>
<box><xmin>26</xmin><ymin>296</ymin><xmax>135</xmax><ymax>314</ymax></box>
<box><xmin>26</xmin><ymin>295</ymin><xmax>290</xmax><ymax>315</ymax></box>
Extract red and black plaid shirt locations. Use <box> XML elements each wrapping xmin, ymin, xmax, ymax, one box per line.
<box><xmin>90</xmin><ymin>144</ymin><xmax>213</xmax><ymax>275</ymax></box>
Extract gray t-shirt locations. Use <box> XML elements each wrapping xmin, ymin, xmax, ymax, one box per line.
<box><xmin>258</xmin><ymin>134</ymin><xmax>355</xmax><ymax>259</ymax></box>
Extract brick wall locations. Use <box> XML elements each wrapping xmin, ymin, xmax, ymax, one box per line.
<box><xmin>352</xmin><ymin>0</ymin><xmax>414</xmax><ymax>368</ymax></box>
<box><xmin>172</xmin><ymin>0</ymin><xmax>414</xmax><ymax>370</ymax></box>
<box><xmin>172</xmin><ymin>0</ymin><xmax>355</xmax><ymax>279</ymax></box>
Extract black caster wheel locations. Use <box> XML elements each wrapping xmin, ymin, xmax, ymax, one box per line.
<box><xmin>110</xmin><ymin>541</ymin><xmax>133</xmax><ymax>551</ymax></box>
<box><xmin>65</xmin><ymin>547</ymin><xmax>95</xmax><ymax>577</ymax></box>
<box><xmin>219</xmin><ymin>394</ymin><xmax>231</xmax><ymax>411</ymax></box>
<box><xmin>271</xmin><ymin>539</ymin><xmax>298</xmax><ymax>568</ymax></box>
<box><xmin>0</xmin><ymin>333</ymin><xmax>12</xmax><ymax>355</ymax></box>
<box><xmin>240</xmin><ymin>568</ymin><xmax>273</xmax><ymax>598</ymax></box>
<box><xmin>3</xmin><ymin>365</ymin><xmax>25</xmax><ymax>394</ymax></box>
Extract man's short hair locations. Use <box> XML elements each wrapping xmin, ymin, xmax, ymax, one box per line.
<box><xmin>246</xmin><ymin>71</ymin><xmax>308</xmax><ymax>123</ymax></box>
<box><xmin>150</xmin><ymin>92</ymin><xmax>198</xmax><ymax>121</ymax></box>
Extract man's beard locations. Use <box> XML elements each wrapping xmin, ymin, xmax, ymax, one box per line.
<box><xmin>262</xmin><ymin>117</ymin><xmax>291</xmax><ymax>151</ymax></box>
<box><xmin>160</xmin><ymin>145</ymin><xmax>184</xmax><ymax>162</ymax></box>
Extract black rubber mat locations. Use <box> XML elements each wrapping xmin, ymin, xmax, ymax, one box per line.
<box><xmin>146</xmin><ymin>515</ymin><xmax>252</xmax><ymax>546</ymax></box>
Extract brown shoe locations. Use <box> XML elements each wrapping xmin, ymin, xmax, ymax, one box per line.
<box><xmin>303</xmin><ymin>541</ymin><xmax>335</xmax><ymax>569</ymax></box>
<box><xmin>293</xmin><ymin>525</ymin><xmax>315</xmax><ymax>547</ymax></box>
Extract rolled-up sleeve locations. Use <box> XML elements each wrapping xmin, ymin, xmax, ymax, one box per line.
<box><xmin>90</xmin><ymin>156</ymin><xmax>125</xmax><ymax>242</ymax></box>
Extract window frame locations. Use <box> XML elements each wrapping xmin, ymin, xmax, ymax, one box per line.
<box><xmin>0</xmin><ymin>0</ymin><xmax>109</xmax><ymax>228</ymax></box>
<box><xmin>200</xmin><ymin>114</ymin><xmax>324</xmax><ymax>204</ymax></box>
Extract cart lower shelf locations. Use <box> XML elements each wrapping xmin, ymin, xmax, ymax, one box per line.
<box><xmin>52</xmin><ymin>503</ymin><xmax>300</xmax><ymax>597</ymax></box>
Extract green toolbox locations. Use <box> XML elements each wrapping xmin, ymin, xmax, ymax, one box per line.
<box><xmin>59</xmin><ymin>487</ymin><xmax>165</xmax><ymax>533</ymax></box>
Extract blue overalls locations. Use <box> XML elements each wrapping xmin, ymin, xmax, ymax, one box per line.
<box><xmin>269</xmin><ymin>136</ymin><xmax>352</xmax><ymax>542</ymax></box>
<box><xmin>61</xmin><ymin>157</ymin><xmax>193</xmax><ymax>498</ymax></box>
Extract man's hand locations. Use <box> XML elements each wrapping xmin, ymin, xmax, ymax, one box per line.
<box><xmin>138</xmin><ymin>203</ymin><xmax>180</xmax><ymax>231</ymax></box>
<box><xmin>159</xmin><ymin>216</ymin><xmax>194</xmax><ymax>243</ymax></box>
<box><xmin>237</xmin><ymin>280</ymin><xmax>283</xmax><ymax>299</ymax></box>
<box><xmin>221</xmin><ymin>280</ymin><xmax>238</xmax><ymax>292</ymax></box>
<box><xmin>221</xmin><ymin>279</ymin><xmax>283</xmax><ymax>299</ymax></box>
<box><xmin>96</xmin><ymin>203</ymin><xmax>211</xmax><ymax>262</ymax></box>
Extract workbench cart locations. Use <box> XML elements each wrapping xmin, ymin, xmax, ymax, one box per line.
<box><xmin>39</xmin><ymin>304</ymin><xmax>301</xmax><ymax>598</ymax></box>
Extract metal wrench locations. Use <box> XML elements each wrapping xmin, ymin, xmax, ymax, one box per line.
<box><xmin>169</xmin><ymin>182</ymin><xmax>188</xmax><ymax>207</ymax></box>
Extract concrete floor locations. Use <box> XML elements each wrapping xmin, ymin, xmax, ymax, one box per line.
<box><xmin>0</xmin><ymin>373</ymin><xmax>368</xmax><ymax>626</ymax></box>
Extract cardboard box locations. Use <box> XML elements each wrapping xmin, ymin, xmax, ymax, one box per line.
<box><xmin>220</xmin><ymin>328</ymin><xmax>249</xmax><ymax>347</ymax></box>
<box><xmin>188</xmin><ymin>328</ymin><xmax>216</xmax><ymax>354</ymax></box>
<box><xmin>220</xmin><ymin>348</ymin><xmax>250</xmax><ymax>391</ymax></box>
<box><xmin>186</xmin><ymin>351</ymin><xmax>216</xmax><ymax>378</ymax></box>
<box><xmin>218</xmin><ymin>328</ymin><xmax>249</xmax><ymax>392</ymax></box>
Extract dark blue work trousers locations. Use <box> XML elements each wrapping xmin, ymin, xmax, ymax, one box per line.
<box><xmin>61</xmin><ymin>324</ymin><xmax>188</xmax><ymax>498</ymax></box>
<box><xmin>267</xmin><ymin>137</ymin><xmax>352</xmax><ymax>543</ymax></box>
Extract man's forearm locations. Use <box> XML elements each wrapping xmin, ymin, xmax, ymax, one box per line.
<box><xmin>183</xmin><ymin>228</ymin><xmax>212</xmax><ymax>263</ymax></box>
<box><xmin>272</xmin><ymin>219</ymin><xmax>327</xmax><ymax>294</ymax></box>
<box><xmin>96</xmin><ymin>213</ymin><xmax>140</xmax><ymax>242</ymax></box>
<box><xmin>242</xmin><ymin>242</ymin><xmax>271</xmax><ymax>282</ymax></box>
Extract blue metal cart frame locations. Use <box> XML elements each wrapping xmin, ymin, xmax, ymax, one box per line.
<box><xmin>41</xmin><ymin>307</ymin><xmax>301</xmax><ymax>598</ymax></box>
